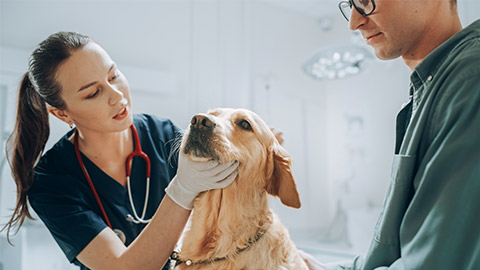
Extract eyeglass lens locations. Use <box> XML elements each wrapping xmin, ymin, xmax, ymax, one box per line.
<box><xmin>354</xmin><ymin>0</ymin><xmax>374</xmax><ymax>15</ymax></box>
<box><xmin>340</xmin><ymin>0</ymin><xmax>375</xmax><ymax>21</ymax></box>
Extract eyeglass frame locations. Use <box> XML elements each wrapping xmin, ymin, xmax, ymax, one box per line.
<box><xmin>338</xmin><ymin>0</ymin><xmax>377</xmax><ymax>22</ymax></box>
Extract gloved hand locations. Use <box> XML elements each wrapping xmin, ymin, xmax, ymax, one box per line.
<box><xmin>165</xmin><ymin>152</ymin><xmax>239</xmax><ymax>210</ymax></box>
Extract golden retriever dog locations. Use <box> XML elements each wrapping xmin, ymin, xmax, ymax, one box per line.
<box><xmin>171</xmin><ymin>108</ymin><xmax>308</xmax><ymax>270</ymax></box>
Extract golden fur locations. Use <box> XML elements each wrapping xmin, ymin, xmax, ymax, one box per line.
<box><xmin>175</xmin><ymin>108</ymin><xmax>308</xmax><ymax>270</ymax></box>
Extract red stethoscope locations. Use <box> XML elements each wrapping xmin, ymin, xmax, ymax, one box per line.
<box><xmin>74</xmin><ymin>124</ymin><xmax>153</xmax><ymax>242</ymax></box>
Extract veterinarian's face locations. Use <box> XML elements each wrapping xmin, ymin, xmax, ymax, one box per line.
<box><xmin>54</xmin><ymin>42</ymin><xmax>133</xmax><ymax>132</ymax></box>
<box><xmin>349</xmin><ymin>0</ymin><xmax>440</xmax><ymax>60</ymax></box>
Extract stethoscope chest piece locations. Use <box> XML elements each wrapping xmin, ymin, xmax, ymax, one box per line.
<box><xmin>113</xmin><ymin>228</ymin><xmax>126</xmax><ymax>244</ymax></box>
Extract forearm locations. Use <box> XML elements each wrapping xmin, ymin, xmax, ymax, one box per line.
<box><xmin>119</xmin><ymin>195</ymin><xmax>190</xmax><ymax>269</ymax></box>
<box><xmin>77</xmin><ymin>195</ymin><xmax>190</xmax><ymax>270</ymax></box>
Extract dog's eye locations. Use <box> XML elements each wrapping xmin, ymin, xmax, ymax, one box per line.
<box><xmin>238</xmin><ymin>120</ymin><xmax>253</xmax><ymax>131</ymax></box>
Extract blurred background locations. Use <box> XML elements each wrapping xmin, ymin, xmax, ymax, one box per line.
<box><xmin>0</xmin><ymin>0</ymin><xmax>479</xmax><ymax>269</ymax></box>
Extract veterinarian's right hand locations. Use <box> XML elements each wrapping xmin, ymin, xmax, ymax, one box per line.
<box><xmin>165</xmin><ymin>152</ymin><xmax>239</xmax><ymax>210</ymax></box>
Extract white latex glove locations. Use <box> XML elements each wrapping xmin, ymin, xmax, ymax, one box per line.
<box><xmin>165</xmin><ymin>152</ymin><xmax>239</xmax><ymax>210</ymax></box>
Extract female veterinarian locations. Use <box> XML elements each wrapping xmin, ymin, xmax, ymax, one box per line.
<box><xmin>1</xmin><ymin>32</ymin><xmax>239</xmax><ymax>270</ymax></box>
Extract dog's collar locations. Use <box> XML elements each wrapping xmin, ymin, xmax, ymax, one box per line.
<box><xmin>170</xmin><ymin>227</ymin><xmax>268</xmax><ymax>267</ymax></box>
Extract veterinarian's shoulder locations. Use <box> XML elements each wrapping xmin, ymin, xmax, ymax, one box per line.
<box><xmin>133</xmin><ymin>113</ymin><xmax>182</xmax><ymax>142</ymax></box>
<box><xmin>34</xmin><ymin>129</ymin><xmax>76</xmax><ymax>176</ymax></box>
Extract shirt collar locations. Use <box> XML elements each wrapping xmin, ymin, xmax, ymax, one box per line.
<box><xmin>409</xmin><ymin>19</ymin><xmax>480</xmax><ymax>99</ymax></box>
<box><xmin>412</xmin><ymin>19</ymin><xmax>480</xmax><ymax>87</ymax></box>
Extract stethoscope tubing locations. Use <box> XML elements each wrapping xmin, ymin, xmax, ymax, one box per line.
<box><xmin>74</xmin><ymin>124</ymin><xmax>153</xmax><ymax>229</ymax></box>
<box><xmin>126</xmin><ymin>175</ymin><xmax>151</xmax><ymax>224</ymax></box>
<box><xmin>125</xmin><ymin>124</ymin><xmax>152</xmax><ymax>224</ymax></box>
<box><xmin>74</xmin><ymin>130</ymin><xmax>113</xmax><ymax>229</ymax></box>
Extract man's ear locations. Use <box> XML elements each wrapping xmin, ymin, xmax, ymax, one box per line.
<box><xmin>48</xmin><ymin>106</ymin><xmax>73</xmax><ymax>125</ymax></box>
<box><xmin>264</xmin><ymin>141</ymin><xmax>301</xmax><ymax>209</ymax></box>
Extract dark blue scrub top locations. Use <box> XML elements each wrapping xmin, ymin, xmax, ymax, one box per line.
<box><xmin>29</xmin><ymin>114</ymin><xmax>181</xmax><ymax>269</ymax></box>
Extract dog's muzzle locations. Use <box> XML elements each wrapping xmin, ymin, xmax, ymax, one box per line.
<box><xmin>183</xmin><ymin>114</ymin><xmax>219</xmax><ymax>160</ymax></box>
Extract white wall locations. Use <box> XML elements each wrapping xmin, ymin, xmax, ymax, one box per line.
<box><xmin>458</xmin><ymin>0</ymin><xmax>480</xmax><ymax>26</ymax></box>
<box><xmin>248</xmin><ymin>1</ymin><xmax>330</xmax><ymax>233</ymax></box>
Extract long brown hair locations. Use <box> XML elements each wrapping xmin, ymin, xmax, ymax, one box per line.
<box><xmin>1</xmin><ymin>32</ymin><xmax>91</xmax><ymax>242</ymax></box>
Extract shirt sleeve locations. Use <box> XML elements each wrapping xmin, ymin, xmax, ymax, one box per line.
<box><xmin>28</xmin><ymin>173</ymin><xmax>108</xmax><ymax>263</ymax></box>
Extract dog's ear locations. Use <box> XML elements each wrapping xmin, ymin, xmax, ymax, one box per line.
<box><xmin>265</xmin><ymin>142</ymin><xmax>301</xmax><ymax>208</ymax></box>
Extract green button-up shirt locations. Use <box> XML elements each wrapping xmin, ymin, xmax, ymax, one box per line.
<box><xmin>327</xmin><ymin>19</ymin><xmax>480</xmax><ymax>270</ymax></box>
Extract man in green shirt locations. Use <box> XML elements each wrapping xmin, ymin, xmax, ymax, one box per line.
<box><xmin>301</xmin><ymin>0</ymin><xmax>480</xmax><ymax>269</ymax></box>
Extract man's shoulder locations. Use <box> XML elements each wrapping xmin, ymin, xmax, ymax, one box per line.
<box><xmin>432</xmin><ymin>36</ymin><xmax>480</xmax><ymax>91</ymax></box>
<box><xmin>445</xmin><ymin>22</ymin><xmax>480</xmax><ymax>77</ymax></box>
<box><xmin>450</xmin><ymin>36</ymin><xmax>480</xmax><ymax>69</ymax></box>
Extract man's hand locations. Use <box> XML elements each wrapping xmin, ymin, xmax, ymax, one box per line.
<box><xmin>270</xmin><ymin>127</ymin><xmax>284</xmax><ymax>145</ymax></box>
<box><xmin>298</xmin><ymin>250</ymin><xmax>326</xmax><ymax>270</ymax></box>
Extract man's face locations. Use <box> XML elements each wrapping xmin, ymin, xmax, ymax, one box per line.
<box><xmin>349</xmin><ymin>0</ymin><xmax>441</xmax><ymax>60</ymax></box>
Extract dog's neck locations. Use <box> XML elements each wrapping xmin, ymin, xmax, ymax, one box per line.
<box><xmin>180</xmin><ymin>179</ymin><xmax>273</xmax><ymax>261</ymax></box>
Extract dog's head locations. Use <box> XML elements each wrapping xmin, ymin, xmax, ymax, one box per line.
<box><xmin>181</xmin><ymin>108</ymin><xmax>301</xmax><ymax>208</ymax></box>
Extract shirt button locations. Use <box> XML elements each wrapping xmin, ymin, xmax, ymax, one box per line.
<box><xmin>427</xmin><ymin>75</ymin><xmax>433</xmax><ymax>82</ymax></box>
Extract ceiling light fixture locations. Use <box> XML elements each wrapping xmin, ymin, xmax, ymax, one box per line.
<box><xmin>302</xmin><ymin>44</ymin><xmax>372</xmax><ymax>80</ymax></box>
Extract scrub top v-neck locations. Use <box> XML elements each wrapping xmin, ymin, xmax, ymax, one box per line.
<box><xmin>29</xmin><ymin>114</ymin><xmax>180</xmax><ymax>269</ymax></box>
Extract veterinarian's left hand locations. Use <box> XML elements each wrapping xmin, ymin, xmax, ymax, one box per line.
<box><xmin>298</xmin><ymin>250</ymin><xmax>326</xmax><ymax>270</ymax></box>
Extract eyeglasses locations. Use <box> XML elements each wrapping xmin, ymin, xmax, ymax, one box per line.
<box><xmin>339</xmin><ymin>0</ymin><xmax>376</xmax><ymax>22</ymax></box>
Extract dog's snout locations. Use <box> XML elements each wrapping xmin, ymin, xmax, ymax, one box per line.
<box><xmin>191</xmin><ymin>114</ymin><xmax>216</xmax><ymax>130</ymax></box>
<box><xmin>184</xmin><ymin>113</ymin><xmax>218</xmax><ymax>159</ymax></box>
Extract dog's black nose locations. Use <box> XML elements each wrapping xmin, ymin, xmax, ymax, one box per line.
<box><xmin>191</xmin><ymin>114</ymin><xmax>216</xmax><ymax>130</ymax></box>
